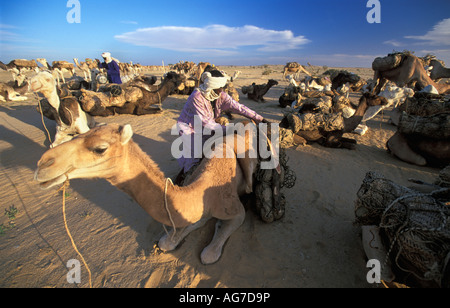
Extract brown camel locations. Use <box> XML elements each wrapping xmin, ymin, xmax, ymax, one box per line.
<box><xmin>78</xmin><ymin>71</ymin><xmax>183</xmax><ymax>116</ymax></box>
<box><xmin>34</xmin><ymin>123</ymin><xmax>259</xmax><ymax>264</ymax></box>
<box><xmin>386</xmin><ymin>131</ymin><xmax>450</xmax><ymax>167</ymax></box>
<box><xmin>283</xmin><ymin>93</ymin><xmax>389</xmax><ymax>149</ymax></box>
<box><xmin>386</xmin><ymin>115</ymin><xmax>450</xmax><ymax>167</ymax></box>
<box><xmin>373</xmin><ymin>55</ymin><xmax>450</xmax><ymax>94</ymax></box>
<box><xmin>192</xmin><ymin>62</ymin><xmax>211</xmax><ymax>87</ymax></box>
<box><xmin>282</xmin><ymin>62</ymin><xmax>311</xmax><ymax>78</ymax></box>
<box><xmin>242</xmin><ymin>79</ymin><xmax>279</xmax><ymax>102</ymax></box>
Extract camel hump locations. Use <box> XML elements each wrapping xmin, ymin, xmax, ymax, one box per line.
<box><xmin>372</xmin><ymin>54</ymin><xmax>403</xmax><ymax>71</ymax></box>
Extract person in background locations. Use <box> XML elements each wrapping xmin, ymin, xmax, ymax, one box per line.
<box><xmin>100</xmin><ymin>52</ymin><xmax>122</xmax><ymax>84</ymax></box>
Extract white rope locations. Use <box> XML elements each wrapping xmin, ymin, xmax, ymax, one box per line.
<box><xmin>163</xmin><ymin>178</ymin><xmax>177</xmax><ymax>240</ymax></box>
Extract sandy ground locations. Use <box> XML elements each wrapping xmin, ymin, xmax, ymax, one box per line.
<box><xmin>0</xmin><ymin>65</ymin><xmax>441</xmax><ymax>288</ymax></box>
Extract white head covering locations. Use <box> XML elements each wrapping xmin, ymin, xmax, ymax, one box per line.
<box><xmin>102</xmin><ymin>52</ymin><xmax>112</xmax><ymax>63</ymax></box>
<box><xmin>198</xmin><ymin>71</ymin><xmax>229</xmax><ymax>101</ymax></box>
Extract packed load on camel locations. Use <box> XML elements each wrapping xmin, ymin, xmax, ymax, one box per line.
<box><xmin>253</xmin><ymin>147</ymin><xmax>296</xmax><ymax>223</ymax></box>
<box><xmin>279</xmin><ymin>93</ymin><xmax>388</xmax><ymax>149</ymax></box>
<box><xmin>354</xmin><ymin>170</ymin><xmax>450</xmax><ymax>288</ymax></box>
<box><xmin>372</xmin><ymin>52</ymin><xmax>407</xmax><ymax>72</ymax></box>
<box><xmin>323</xmin><ymin>69</ymin><xmax>366</xmax><ymax>92</ymax></box>
<box><xmin>70</xmin><ymin>71</ymin><xmax>182</xmax><ymax>116</ymax></box>
<box><xmin>372</xmin><ymin>51</ymin><xmax>450</xmax><ymax>94</ymax></box>
<box><xmin>387</xmin><ymin>92</ymin><xmax>450</xmax><ymax>167</ymax></box>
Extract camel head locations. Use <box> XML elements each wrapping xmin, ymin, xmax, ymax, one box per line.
<box><xmin>35</xmin><ymin>124</ymin><xmax>133</xmax><ymax>189</ymax></box>
<box><xmin>30</xmin><ymin>71</ymin><xmax>56</xmax><ymax>96</ymax></box>
<box><xmin>36</xmin><ymin>58</ymin><xmax>48</xmax><ymax>65</ymax></box>
<box><xmin>361</xmin><ymin>92</ymin><xmax>389</xmax><ymax>107</ymax></box>
<box><xmin>164</xmin><ymin>71</ymin><xmax>185</xmax><ymax>91</ymax></box>
<box><xmin>268</xmin><ymin>79</ymin><xmax>279</xmax><ymax>87</ymax></box>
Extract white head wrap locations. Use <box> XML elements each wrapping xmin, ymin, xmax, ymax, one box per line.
<box><xmin>102</xmin><ymin>52</ymin><xmax>112</xmax><ymax>63</ymax></box>
<box><xmin>198</xmin><ymin>71</ymin><xmax>229</xmax><ymax>101</ymax></box>
<box><xmin>102</xmin><ymin>52</ymin><xmax>120</xmax><ymax>64</ymax></box>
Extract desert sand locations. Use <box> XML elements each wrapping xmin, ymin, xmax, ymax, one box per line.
<box><xmin>0</xmin><ymin>65</ymin><xmax>440</xmax><ymax>288</ymax></box>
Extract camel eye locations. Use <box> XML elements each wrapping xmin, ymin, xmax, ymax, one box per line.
<box><xmin>92</xmin><ymin>146</ymin><xmax>108</xmax><ymax>155</ymax></box>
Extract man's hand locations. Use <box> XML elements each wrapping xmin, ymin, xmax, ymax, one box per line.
<box><xmin>261</xmin><ymin>118</ymin><xmax>272</xmax><ymax>124</ymax></box>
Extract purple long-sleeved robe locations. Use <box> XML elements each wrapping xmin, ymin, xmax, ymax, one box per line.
<box><xmin>176</xmin><ymin>89</ymin><xmax>263</xmax><ymax>172</ymax></box>
<box><xmin>100</xmin><ymin>60</ymin><xmax>122</xmax><ymax>84</ymax></box>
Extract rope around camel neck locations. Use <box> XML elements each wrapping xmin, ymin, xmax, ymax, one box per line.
<box><xmin>163</xmin><ymin>177</ymin><xmax>177</xmax><ymax>240</ymax></box>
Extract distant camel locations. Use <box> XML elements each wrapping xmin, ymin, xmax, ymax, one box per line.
<box><xmin>0</xmin><ymin>59</ymin><xmax>38</xmax><ymax>75</ymax></box>
<box><xmin>282</xmin><ymin>62</ymin><xmax>311</xmax><ymax>78</ymax></box>
<box><xmin>242</xmin><ymin>79</ymin><xmax>279</xmax><ymax>102</ymax></box>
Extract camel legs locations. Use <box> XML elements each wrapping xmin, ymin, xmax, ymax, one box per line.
<box><xmin>158</xmin><ymin>217</ymin><xmax>209</xmax><ymax>252</ymax></box>
<box><xmin>55</xmin><ymin>69</ymin><xmax>66</xmax><ymax>84</ymax></box>
<box><xmin>200</xmin><ymin>202</ymin><xmax>245</xmax><ymax>265</ymax></box>
<box><xmin>158</xmin><ymin>198</ymin><xmax>245</xmax><ymax>265</ymax></box>
<box><xmin>386</xmin><ymin>131</ymin><xmax>427</xmax><ymax>166</ymax></box>
<box><xmin>7</xmin><ymin>90</ymin><xmax>28</xmax><ymax>101</ymax></box>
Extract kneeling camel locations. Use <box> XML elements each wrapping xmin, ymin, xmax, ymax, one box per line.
<box><xmin>34</xmin><ymin>124</ymin><xmax>259</xmax><ymax>264</ymax></box>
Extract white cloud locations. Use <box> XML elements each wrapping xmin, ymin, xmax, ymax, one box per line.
<box><xmin>405</xmin><ymin>18</ymin><xmax>450</xmax><ymax>45</ymax></box>
<box><xmin>115</xmin><ymin>24</ymin><xmax>310</xmax><ymax>53</ymax></box>
<box><xmin>120</xmin><ymin>21</ymin><xmax>138</xmax><ymax>25</ymax></box>
<box><xmin>383</xmin><ymin>39</ymin><xmax>403</xmax><ymax>47</ymax></box>
<box><xmin>0</xmin><ymin>24</ymin><xmax>17</xmax><ymax>29</ymax></box>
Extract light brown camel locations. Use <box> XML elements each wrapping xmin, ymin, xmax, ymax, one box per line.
<box><xmin>0</xmin><ymin>72</ymin><xmax>29</xmax><ymax>102</ymax></box>
<box><xmin>373</xmin><ymin>55</ymin><xmax>450</xmax><ymax>94</ymax></box>
<box><xmin>0</xmin><ymin>59</ymin><xmax>38</xmax><ymax>75</ymax></box>
<box><xmin>34</xmin><ymin>123</ymin><xmax>259</xmax><ymax>264</ymax></box>
<box><xmin>282</xmin><ymin>62</ymin><xmax>311</xmax><ymax>78</ymax></box>
<box><xmin>0</xmin><ymin>82</ymin><xmax>28</xmax><ymax>102</ymax></box>
<box><xmin>429</xmin><ymin>59</ymin><xmax>450</xmax><ymax>82</ymax></box>
<box><xmin>36</xmin><ymin>58</ymin><xmax>66</xmax><ymax>87</ymax></box>
<box><xmin>191</xmin><ymin>62</ymin><xmax>211</xmax><ymax>87</ymax></box>
<box><xmin>73</xmin><ymin>58</ymin><xmax>93</xmax><ymax>81</ymax></box>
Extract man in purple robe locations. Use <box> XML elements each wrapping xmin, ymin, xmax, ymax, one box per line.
<box><xmin>100</xmin><ymin>52</ymin><xmax>122</xmax><ymax>84</ymax></box>
<box><xmin>175</xmin><ymin>69</ymin><xmax>269</xmax><ymax>184</ymax></box>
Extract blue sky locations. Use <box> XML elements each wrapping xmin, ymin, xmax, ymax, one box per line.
<box><xmin>1</xmin><ymin>0</ymin><xmax>450</xmax><ymax>67</ymax></box>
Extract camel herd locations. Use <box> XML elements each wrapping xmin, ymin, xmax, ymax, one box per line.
<box><xmin>1</xmin><ymin>51</ymin><xmax>449</xmax><ymax>273</ymax></box>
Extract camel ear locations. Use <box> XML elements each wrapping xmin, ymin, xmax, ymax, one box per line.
<box><xmin>120</xmin><ymin>124</ymin><xmax>133</xmax><ymax>145</ymax></box>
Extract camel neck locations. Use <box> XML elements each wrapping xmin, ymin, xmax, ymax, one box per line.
<box><xmin>343</xmin><ymin>98</ymin><xmax>368</xmax><ymax>132</ymax></box>
<box><xmin>157</xmin><ymin>79</ymin><xmax>175</xmax><ymax>98</ymax></box>
<box><xmin>107</xmin><ymin>141</ymin><xmax>204</xmax><ymax>228</ymax></box>
<box><xmin>44</xmin><ymin>89</ymin><xmax>60</xmax><ymax>110</ymax></box>
<box><xmin>263</xmin><ymin>83</ymin><xmax>274</xmax><ymax>93</ymax></box>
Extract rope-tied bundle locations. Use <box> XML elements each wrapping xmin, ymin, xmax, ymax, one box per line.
<box><xmin>355</xmin><ymin>171</ymin><xmax>450</xmax><ymax>286</ymax></box>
